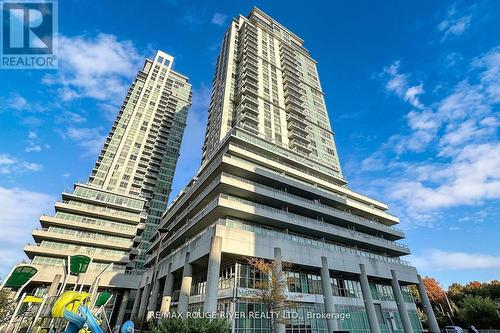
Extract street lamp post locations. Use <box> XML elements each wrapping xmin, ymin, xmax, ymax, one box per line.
<box><xmin>140</xmin><ymin>227</ymin><xmax>169</xmax><ymax>327</ymax></box>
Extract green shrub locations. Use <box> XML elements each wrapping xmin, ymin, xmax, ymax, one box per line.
<box><xmin>459</xmin><ymin>295</ymin><xmax>500</xmax><ymax>328</ymax></box>
<box><xmin>151</xmin><ymin>317</ymin><xmax>231</xmax><ymax>333</ymax></box>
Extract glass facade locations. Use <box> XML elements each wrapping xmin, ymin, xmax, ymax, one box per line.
<box><xmin>175</xmin><ymin>262</ymin><xmax>422</xmax><ymax>333</ymax></box>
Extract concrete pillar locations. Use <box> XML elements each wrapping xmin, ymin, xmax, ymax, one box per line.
<box><xmin>47</xmin><ymin>274</ymin><xmax>62</xmax><ymax>297</ymax></box>
<box><xmin>115</xmin><ymin>290</ymin><xmax>129</xmax><ymax>329</ymax></box>
<box><xmin>390</xmin><ymin>270</ymin><xmax>413</xmax><ymax>333</ymax></box>
<box><xmin>130</xmin><ymin>287</ymin><xmax>142</xmax><ymax>319</ymax></box>
<box><xmin>274</xmin><ymin>247</ymin><xmax>285</xmax><ymax>333</ymax></box>
<box><xmin>320</xmin><ymin>256</ymin><xmax>339</xmax><ymax>332</ymax></box>
<box><xmin>417</xmin><ymin>275</ymin><xmax>440</xmax><ymax>333</ymax></box>
<box><xmin>204</xmin><ymin>236</ymin><xmax>222</xmax><ymax>313</ymax></box>
<box><xmin>359</xmin><ymin>264</ymin><xmax>381</xmax><ymax>333</ymax></box>
<box><xmin>160</xmin><ymin>263</ymin><xmax>174</xmax><ymax>314</ymax></box>
<box><xmin>137</xmin><ymin>281</ymin><xmax>151</xmax><ymax>323</ymax></box>
<box><xmin>178</xmin><ymin>252</ymin><xmax>192</xmax><ymax>315</ymax></box>
<box><xmin>44</xmin><ymin>274</ymin><xmax>62</xmax><ymax>315</ymax></box>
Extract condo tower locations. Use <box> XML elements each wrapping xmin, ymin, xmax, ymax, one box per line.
<box><xmin>21</xmin><ymin>51</ymin><xmax>192</xmax><ymax>325</ymax></box>
<box><xmin>135</xmin><ymin>8</ymin><xmax>439</xmax><ymax>333</ymax></box>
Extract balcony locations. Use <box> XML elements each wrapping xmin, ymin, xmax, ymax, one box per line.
<box><xmin>288</xmin><ymin>121</ymin><xmax>309</xmax><ymax>136</ymax></box>
<box><xmin>218</xmin><ymin>219</ymin><xmax>411</xmax><ymax>266</ymax></box>
<box><xmin>39</xmin><ymin>215</ymin><xmax>137</xmax><ymax>237</ymax></box>
<box><xmin>219</xmin><ymin>173</ymin><xmax>403</xmax><ymax>239</ymax></box>
<box><xmin>289</xmin><ymin>139</ymin><xmax>312</xmax><ymax>154</ymax></box>
<box><xmin>283</xmin><ymin>87</ymin><xmax>303</xmax><ymax>101</ymax></box>
<box><xmin>242</xmin><ymin>78</ymin><xmax>258</xmax><ymax>92</ymax></box>
<box><xmin>241</xmin><ymin>94</ymin><xmax>259</xmax><ymax>107</ymax></box>
<box><xmin>287</xmin><ymin>113</ymin><xmax>307</xmax><ymax>124</ymax></box>
<box><xmin>242</xmin><ymin>112</ymin><xmax>259</xmax><ymax>125</ymax></box>
<box><xmin>243</xmin><ymin>58</ymin><xmax>258</xmax><ymax>72</ymax></box>
<box><xmin>241</xmin><ymin>101</ymin><xmax>259</xmax><ymax>115</ymax></box>
<box><xmin>55</xmin><ymin>201</ymin><xmax>141</xmax><ymax>224</ymax></box>
<box><xmin>242</xmin><ymin>69</ymin><xmax>258</xmax><ymax>83</ymax></box>
<box><xmin>245</xmin><ymin>26</ymin><xmax>257</xmax><ymax>38</ymax></box>
<box><xmin>24</xmin><ymin>243</ymin><xmax>129</xmax><ymax>263</ymax></box>
<box><xmin>243</xmin><ymin>42</ymin><xmax>258</xmax><ymax>55</ymax></box>
<box><xmin>136</xmin><ymin>223</ymin><xmax>146</xmax><ymax>236</ymax></box>
<box><xmin>32</xmin><ymin>228</ymin><xmax>132</xmax><ymax>251</ymax></box>
<box><xmin>289</xmin><ymin>129</ymin><xmax>310</xmax><ymax>143</ymax></box>
<box><xmin>240</xmin><ymin>85</ymin><xmax>258</xmax><ymax>97</ymax></box>
<box><xmin>218</xmin><ymin>195</ymin><xmax>410</xmax><ymax>256</ymax></box>
<box><xmin>282</xmin><ymin>65</ymin><xmax>300</xmax><ymax>77</ymax></box>
<box><xmin>285</xmin><ymin>95</ymin><xmax>304</xmax><ymax>109</ymax></box>
<box><xmin>283</xmin><ymin>81</ymin><xmax>303</xmax><ymax>96</ymax></box>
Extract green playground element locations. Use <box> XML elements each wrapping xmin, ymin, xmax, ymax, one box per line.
<box><xmin>95</xmin><ymin>291</ymin><xmax>112</xmax><ymax>307</ymax></box>
<box><xmin>4</xmin><ymin>265</ymin><xmax>38</xmax><ymax>288</ymax></box>
<box><xmin>69</xmin><ymin>255</ymin><xmax>91</xmax><ymax>275</ymax></box>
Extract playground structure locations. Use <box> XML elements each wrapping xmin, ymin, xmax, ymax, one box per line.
<box><xmin>0</xmin><ymin>256</ymin><xmax>135</xmax><ymax>333</ymax></box>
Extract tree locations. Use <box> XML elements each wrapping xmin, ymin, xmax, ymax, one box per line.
<box><xmin>458</xmin><ymin>295</ymin><xmax>500</xmax><ymax>328</ymax></box>
<box><xmin>246</xmin><ymin>258</ymin><xmax>296</xmax><ymax>333</ymax></box>
<box><xmin>0</xmin><ymin>289</ymin><xmax>14</xmax><ymax>325</ymax></box>
<box><xmin>448</xmin><ymin>283</ymin><xmax>465</xmax><ymax>303</ymax></box>
<box><xmin>422</xmin><ymin>277</ymin><xmax>446</xmax><ymax>305</ymax></box>
<box><xmin>151</xmin><ymin>317</ymin><xmax>230</xmax><ymax>333</ymax></box>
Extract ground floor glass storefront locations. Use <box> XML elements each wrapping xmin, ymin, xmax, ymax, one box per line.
<box><xmin>230</xmin><ymin>301</ymin><xmax>423</xmax><ymax>333</ymax></box>
<box><xmin>175</xmin><ymin>262</ymin><xmax>423</xmax><ymax>333</ymax></box>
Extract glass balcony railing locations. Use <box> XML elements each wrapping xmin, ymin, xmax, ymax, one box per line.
<box><xmin>220</xmin><ymin>173</ymin><xmax>403</xmax><ymax>236</ymax></box>
<box><xmin>217</xmin><ymin>219</ymin><xmax>411</xmax><ymax>266</ymax></box>
<box><xmin>219</xmin><ymin>194</ymin><xmax>409</xmax><ymax>251</ymax></box>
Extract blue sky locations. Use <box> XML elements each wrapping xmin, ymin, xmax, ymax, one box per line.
<box><xmin>0</xmin><ymin>0</ymin><xmax>498</xmax><ymax>288</ymax></box>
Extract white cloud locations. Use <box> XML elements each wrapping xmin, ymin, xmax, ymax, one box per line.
<box><xmin>25</xmin><ymin>131</ymin><xmax>45</xmax><ymax>153</ymax></box>
<box><xmin>8</xmin><ymin>94</ymin><xmax>28</xmax><ymax>110</ymax></box>
<box><xmin>25</xmin><ymin>145</ymin><xmax>42</xmax><ymax>153</ymax></box>
<box><xmin>43</xmin><ymin>33</ymin><xmax>143</xmax><ymax>107</ymax></box>
<box><xmin>0</xmin><ymin>187</ymin><xmax>54</xmax><ymax>278</ymax></box>
<box><xmin>62</xmin><ymin>111</ymin><xmax>87</xmax><ymax>124</ymax></box>
<box><xmin>0</xmin><ymin>154</ymin><xmax>42</xmax><ymax>174</ymax></box>
<box><xmin>66</xmin><ymin>127</ymin><xmax>106</xmax><ymax>158</ymax></box>
<box><xmin>211</xmin><ymin>13</ymin><xmax>227</xmax><ymax>26</ymax></box>
<box><xmin>0</xmin><ymin>94</ymin><xmax>46</xmax><ymax>113</ymax></box>
<box><xmin>362</xmin><ymin>46</ymin><xmax>500</xmax><ymax>222</ymax></box>
<box><xmin>411</xmin><ymin>249</ymin><xmax>500</xmax><ymax>271</ymax></box>
<box><xmin>389</xmin><ymin>143</ymin><xmax>500</xmax><ymax>211</ymax></box>
<box><xmin>382</xmin><ymin>61</ymin><xmax>425</xmax><ymax>109</ymax></box>
<box><xmin>438</xmin><ymin>3</ymin><xmax>475</xmax><ymax>41</ymax></box>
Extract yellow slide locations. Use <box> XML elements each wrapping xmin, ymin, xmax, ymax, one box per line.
<box><xmin>51</xmin><ymin>291</ymin><xmax>91</xmax><ymax>318</ymax></box>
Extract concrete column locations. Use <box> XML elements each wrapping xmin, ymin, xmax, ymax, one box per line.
<box><xmin>417</xmin><ymin>275</ymin><xmax>440</xmax><ymax>333</ymax></box>
<box><xmin>47</xmin><ymin>274</ymin><xmax>62</xmax><ymax>297</ymax></box>
<box><xmin>178</xmin><ymin>252</ymin><xmax>193</xmax><ymax>315</ymax></box>
<box><xmin>320</xmin><ymin>256</ymin><xmax>339</xmax><ymax>332</ymax></box>
<box><xmin>359</xmin><ymin>264</ymin><xmax>381</xmax><ymax>333</ymax></box>
<box><xmin>204</xmin><ymin>236</ymin><xmax>222</xmax><ymax>313</ymax></box>
<box><xmin>44</xmin><ymin>274</ymin><xmax>62</xmax><ymax>315</ymax></box>
<box><xmin>274</xmin><ymin>247</ymin><xmax>285</xmax><ymax>333</ymax></box>
<box><xmin>115</xmin><ymin>290</ymin><xmax>130</xmax><ymax>329</ymax></box>
<box><xmin>160</xmin><ymin>263</ymin><xmax>174</xmax><ymax>314</ymax></box>
<box><xmin>130</xmin><ymin>287</ymin><xmax>142</xmax><ymax>319</ymax></box>
<box><xmin>137</xmin><ymin>281</ymin><xmax>151</xmax><ymax>323</ymax></box>
<box><xmin>390</xmin><ymin>270</ymin><xmax>413</xmax><ymax>333</ymax></box>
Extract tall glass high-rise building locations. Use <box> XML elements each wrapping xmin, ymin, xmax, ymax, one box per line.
<box><xmin>21</xmin><ymin>51</ymin><xmax>192</xmax><ymax>318</ymax></box>
<box><xmin>135</xmin><ymin>9</ymin><xmax>440</xmax><ymax>333</ymax></box>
